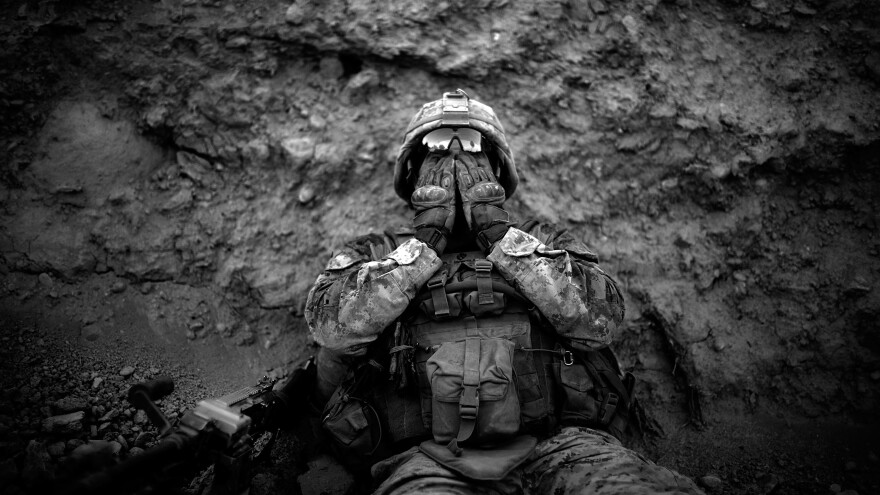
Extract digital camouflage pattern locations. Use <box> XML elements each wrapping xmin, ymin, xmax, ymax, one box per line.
<box><xmin>522</xmin><ymin>427</ymin><xmax>704</xmax><ymax>495</ymax></box>
<box><xmin>305</xmin><ymin>237</ymin><xmax>441</xmax><ymax>356</ymax></box>
<box><xmin>304</xmin><ymin>222</ymin><xmax>698</xmax><ymax>495</ymax></box>
<box><xmin>488</xmin><ymin>228</ymin><xmax>624</xmax><ymax>351</ymax></box>
<box><xmin>370</xmin><ymin>427</ymin><xmax>704</xmax><ymax>495</ymax></box>
<box><xmin>305</xmin><ymin>224</ymin><xmax>624</xmax><ymax>357</ymax></box>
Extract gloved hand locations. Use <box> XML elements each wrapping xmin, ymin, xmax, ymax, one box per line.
<box><xmin>455</xmin><ymin>152</ymin><xmax>513</xmax><ymax>252</ymax></box>
<box><xmin>411</xmin><ymin>153</ymin><xmax>457</xmax><ymax>255</ymax></box>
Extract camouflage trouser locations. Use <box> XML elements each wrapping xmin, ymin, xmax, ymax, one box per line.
<box><xmin>371</xmin><ymin>427</ymin><xmax>704</xmax><ymax>495</ymax></box>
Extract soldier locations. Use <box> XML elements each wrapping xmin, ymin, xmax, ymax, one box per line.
<box><xmin>305</xmin><ymin>90</ymin><xmax>703</xmax><ymax>494</ymax></box>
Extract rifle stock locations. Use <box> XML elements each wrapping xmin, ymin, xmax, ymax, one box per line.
<box><xmin>58</xmin><ymin>356</ymin><xmax>317</xmax><ymax>495</ymax></box>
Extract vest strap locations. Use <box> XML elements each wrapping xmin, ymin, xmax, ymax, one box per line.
<box><xmin>454</xmin><ymin>337</ymin><xmax>481</xmax><ymax>453</ymax></box>
<box><xmin>598</xmin><ymin>392</ymin><xmax>619</xmax><ymax>425</ymax></box>
<box><xmin>427</xmin><ymin>267</ymin><xmax>450</xmax><ymax>317</ymax></box>
<box><xmin>475</xmin><ymin>259</ymin><xmax>494</xmax><ymax>305</ymax></box>
<box><xmin>416</xmin><ymin>279</ymin><xmax>528</xmax><ymax>307</ymax></box>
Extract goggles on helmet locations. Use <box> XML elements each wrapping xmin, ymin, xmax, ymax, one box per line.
<box><xmin>421</xmin><ymin>128</ymin><xmax>484</xmax><ymax>152</ymax></box>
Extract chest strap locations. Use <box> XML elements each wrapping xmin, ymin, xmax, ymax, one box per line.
<box><xmin>475</xmin><ymin>259</ymin><xmax>494</xmax><ymax>305</ymax></box>
<box><xmin>417</xmin><ymin>279</ymin><xmax>529</xmax><ymax>307</ymax></box>
<box><xmin>448</xmin><ymin>337</ymin><xmax>481</xmax><ymax>456</ymax></box>
<box><xmin>427</xmin><ymin>267</ymin><xmax>450</xmax><ymax>317</ymax></box>
<box><xmin>425</xmin><ymin>257</ymin><xmax>499</xmax><ymax>317</ymax></box>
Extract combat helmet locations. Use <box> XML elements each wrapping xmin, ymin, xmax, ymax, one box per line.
<box><xmin>394</xmin><ymin>89</ymin><xmax>518</xmax><ymax>204</ymax></box>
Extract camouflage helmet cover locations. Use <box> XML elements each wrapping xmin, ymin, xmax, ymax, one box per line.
<box><xmin>394</xmin><ymin>90</ymin><xmax>518</xmax><ymax>203</ymax></box>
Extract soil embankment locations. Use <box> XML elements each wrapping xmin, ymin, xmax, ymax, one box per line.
<box><xmin>1</xmin><ymin>1</ymin><xmax>879</xmax><ymax>494</ymax></box>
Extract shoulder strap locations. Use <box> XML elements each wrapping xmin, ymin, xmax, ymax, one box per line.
<box><xmin>568</xmin><ymin>347</ymin><xmax>635</xmax><ymax>432</ymax></box>
<box><xmin>367</xmin><ymin>230</ymin><xmax>403</xmax><ymax>261</ymax></box>
<box><xmin>581</xmin><ymin>349</ymin><xmax>632</xmax><ymax>405</ymax></box>
<box><xmin>518</xmin><ymin>219</ymin><xmax>539</xmax><ymax>233</ymax></box>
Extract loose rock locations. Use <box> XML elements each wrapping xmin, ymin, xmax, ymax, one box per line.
<box><xmin>285</xmin><ymin>3</ymin><xmax>305</xmax><ymax>24</ymax></box>
<box><xmin>38</xmin><ymin>273</ymin><xmax>53</xmax><ymax>287</ymax></box>
<box><xmin>53</xmin><ymin>396</ymin><xmax>87</xmax><ymax>414</ymax></box>
<box><xmin>98</xmin><ymin>408</ymin><xmax>119</xmax><ymax>422</ymax></box>
<box><xmin>133</xmin><ymin>410</ymin><xmax>148</xmax><ymax>425</ymax></box>
<box><xmin>298</xmin><ymin>185</ymin><xmax>315</xmax><ymax>204</ymax></box>
<box><xmin>700</xmin><ymin>474</ymin><xmax>723</xmax><ymax>489</ymax></box>
<box><xmin>43</xmin><ymin>411</ymin><xmax>85</xmax><ymax>434</ymax></box>
<box><xmin>225</xmin><ymin>36</ymin><xmax>250</xmax><ymax>49</ymax></box>
<box><xmin>280</xmin><ymin>136</ymin><xmax>315</xmax><ymax>168</ymax></box>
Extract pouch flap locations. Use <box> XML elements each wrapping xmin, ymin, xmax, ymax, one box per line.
<box><xmin>419</xmin><ymin>435</ymin><xmax>537</xmax><ymax>481</ymax></box>
<box><xmin>559</xmin><ymin>360</ymin><xmax>595</xmax><ymax>392</ymax></box>
<box><xmin>325</xmin><ymin>251</ymin><xmax>361</xmax><ymax>271</ymax></box>
<box><xmin>323</xmin><ymin>401</ymin><xmax>369</xmax><ymax>446</ymax></box>
<box><xmin>497</xmin><ymin>230</ymin><xmax>541</xmax><ymax>257</ymax></box>
<box><xmin>386</xmin><ymin>238</ymin><xmax>424</xmax><ymax>266</ymax></box>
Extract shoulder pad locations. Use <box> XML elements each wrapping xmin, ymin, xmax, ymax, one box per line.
<box><xmin>498</xmin><ymin>228</ymin><xmax>542</xmax><ymax>257</ymax></box>
<box><xmin>557</xmin><ymin>238</ymin><xmax>599</xmax><ymax>263</ymax></box>
<box><xmin>325</xmin><ymin>251</ymin><xmax>362</xmax><ymax>271</ymax></box>
<box><xmin>387</xmin><ymin>238</ymin><xmax>424</xmax><ymax>265</ymax></box>
<box><xmin>520</xmin><ymin>220</ymin><xmax>599</xmax><ymax>263</ymax></box>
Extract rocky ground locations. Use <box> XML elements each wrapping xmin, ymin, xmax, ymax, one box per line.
<box><xmin>1</xmin><ymin>0</ymin><xmax>879</xmax><ymax>494</ymax></box>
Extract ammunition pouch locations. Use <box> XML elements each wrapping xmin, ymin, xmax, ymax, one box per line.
<box><xmin>554</xmin><ymin>345</ymin><xmax>635</xmax><ymax>440</ymax></box>
<box><xmin>321</xmin><ymin>361</ymin><xmax>384</xmax><ymax>464</ymax></box>
<box><xmin>427</xmin><ymin>337</ymin><xmax>521</xmax><ymax>452</ymax></box>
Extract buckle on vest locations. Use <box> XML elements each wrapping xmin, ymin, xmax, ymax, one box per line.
<box><xmin>474</xmin><ymin>259</ymin><xmax>494</xmax><ymax>305</ymax></box>
<box><xmin>475</xmin><ymin>230</ymin><xmax>492</xmax><ymax>253</ymax></box>
<box><xmin>599</xmin><ymin>392</ymin><xmax>619</xmax><ymax>424</ymax></box>
<box><xmin>427</xmin><ymin>269</ymin><xmax>450</xmax><ymax>317</ymax></box>
<box><xmin>427</xmin><ymin>269</ymin><xmax>447</xmax><ymax>289</ymax></box>
<box><xmin>459</xmin><ymin>386</ymin><xmax>479</xmax><ymax>420</ymax></box>
<box><xmin>563</xmin><ymin>351</ymin><xmax>574</xmax><ymax>366</ymax></box>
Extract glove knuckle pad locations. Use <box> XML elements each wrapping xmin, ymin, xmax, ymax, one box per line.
<box><xmin>469</xmin><ymin>182</ymin><xmax>506</xmax><ymax>203</ymax></box>
<box><xmin>411</xmin><ymin>185</ymin><xmax>451</xmax><ymax>207</ymax></box>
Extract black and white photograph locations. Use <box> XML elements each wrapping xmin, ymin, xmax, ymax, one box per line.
<box><xmin>1</xmin><ymin>1</ymin><xmax>878</xmax><ymax>494</ymax></box>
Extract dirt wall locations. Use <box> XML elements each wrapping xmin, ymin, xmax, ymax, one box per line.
<box><xmin>1</xmin><ymin>0</ymin><xmax>879</xmax><ymax>487</ymax></box>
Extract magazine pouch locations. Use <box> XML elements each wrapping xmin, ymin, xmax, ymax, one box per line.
<box><xmin>426</xmin><ymin>337</ymin><xmax>521</xmax><ymax>453</ymax></box>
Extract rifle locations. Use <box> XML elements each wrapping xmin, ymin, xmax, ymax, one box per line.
<box><xmin>59</xmin><ymin>356</ymin><xmax>316</xmax><ymax>495</ymax></box>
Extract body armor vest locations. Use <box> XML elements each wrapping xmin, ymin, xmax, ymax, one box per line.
<box><xmin>321</xmin><ymin>243</ymin><xmax>634</xmax><ymax>468</ymax></box>
<box><xmin>374</xmin><ymin>249</ymin><xmax>561</xmax><ymax>451</ymax></box>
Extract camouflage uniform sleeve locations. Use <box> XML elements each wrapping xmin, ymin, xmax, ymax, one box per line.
<box><xmin>305</xmin><ymin>236</ymin><xmax>442</xmax><ymax>357</ymax></box>
<box><xmin>486</xmin><ymin>223</ymin><xmax>625</xmax><ymax>350</ymax></box>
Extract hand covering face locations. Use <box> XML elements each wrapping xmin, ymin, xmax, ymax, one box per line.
<box><xmin>411</xmin><ymin>152</ymin><xmax>457</xmax><ymax>254</ymax></box>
